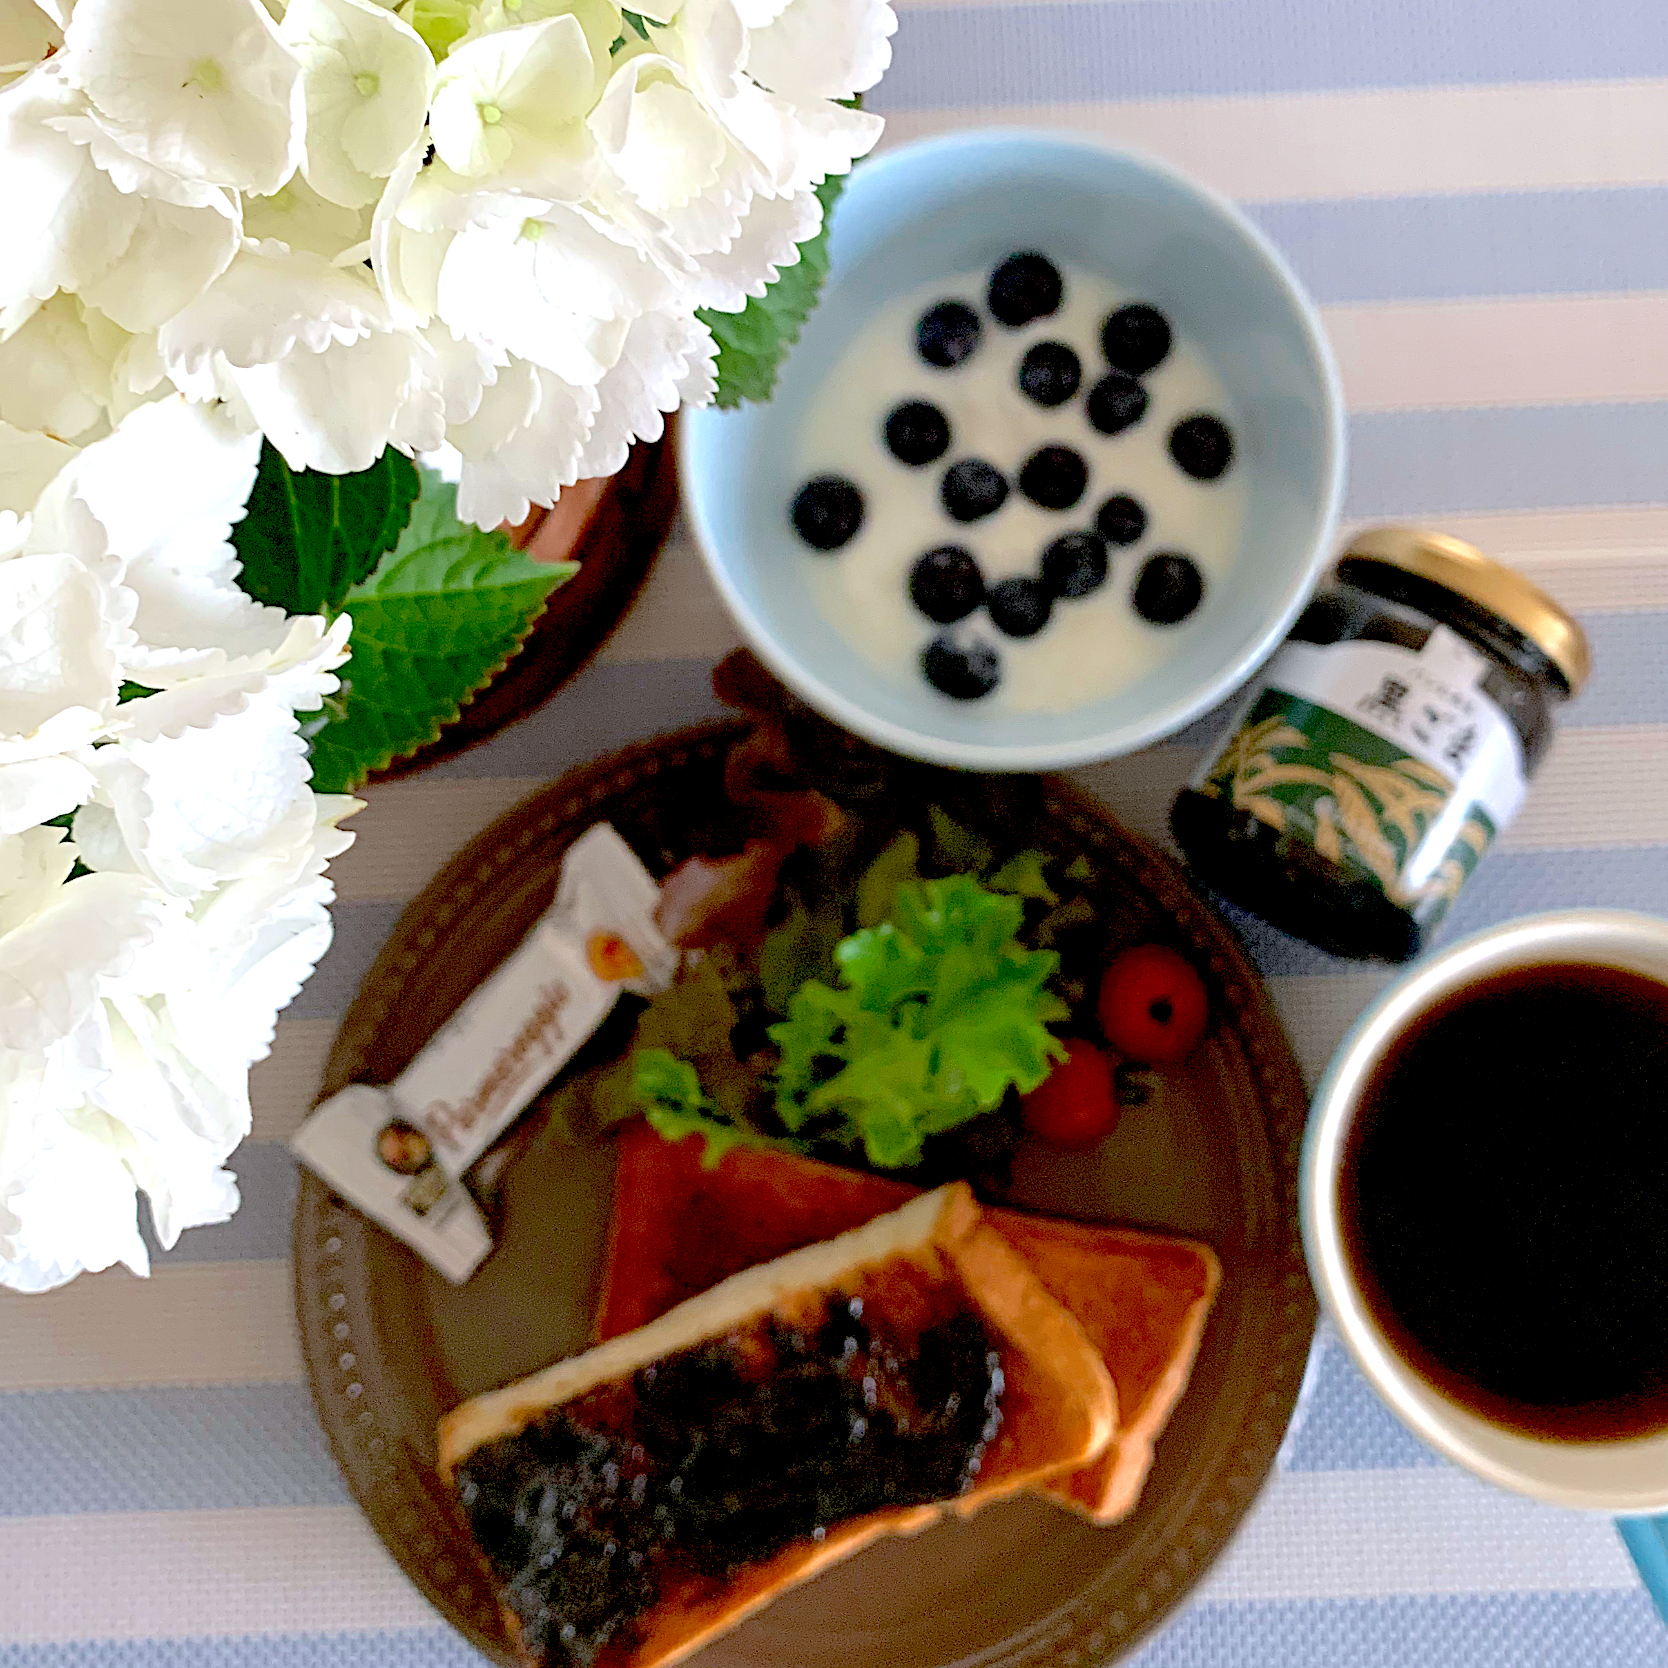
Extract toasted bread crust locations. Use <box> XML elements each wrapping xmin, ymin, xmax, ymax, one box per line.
<box><xmin>596</xmin><ymin>1123</ymin><xmax>1220</xmax><ymax>1524</ymax></box>
<box><xmin>438</xmin><ymin>1182</ymin><xmax>1116</xmax><ymax>1668</ymax></box>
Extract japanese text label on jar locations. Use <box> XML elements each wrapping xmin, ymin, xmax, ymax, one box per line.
<box><xmin>1171</xmin><ymin>527</ymin><xmax>1591</xmax><ymax>963</ymax></box>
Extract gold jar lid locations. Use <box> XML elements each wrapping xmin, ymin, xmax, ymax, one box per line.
<box><xmin>1341</xmin><ymin>525</ymin><xmax>1592</xmax><ymax>695</ymax></box>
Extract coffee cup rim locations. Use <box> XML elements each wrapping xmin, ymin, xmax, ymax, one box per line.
<box><xmin>1302</xmin><ymin>907</ymin><xmax>1668</xmax><ymax>1512</ymax></box>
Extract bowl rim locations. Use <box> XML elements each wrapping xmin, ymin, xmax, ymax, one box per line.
<box><xmin>679</xmin><ymin>126</ymin><xmax>1349</xmax><ymax>772</ymax></box>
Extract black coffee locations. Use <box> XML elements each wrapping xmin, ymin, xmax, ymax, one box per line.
<box><xmin>1340</xmin><ymin>962</ymin><xmax>1668</xmax><ymax>1442</ymax></box>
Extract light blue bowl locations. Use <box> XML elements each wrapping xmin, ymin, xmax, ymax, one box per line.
<box><xmin>680</xmin><ymin>130</ymin><xmax>1347</xmax><ymax>770</ymax></box>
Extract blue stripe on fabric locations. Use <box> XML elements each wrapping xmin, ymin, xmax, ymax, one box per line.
<box><xmin>0</xmin><ymin>1633</ymin><xmax>485</xmax><ymax>1668</ymax></box>
<box><xmin>142</xmin><ymin>1142</ymin><xmax>297</xmax><ymax>1266</ymax></box>
<box><xmin>1248</xmin><ymin>187</ymin><xmax>1668</xmax><ymax>306</ymax></box>
<box><xmin>1282</xmin><ymin>1341</ymin><xmax>1442</xmax><ymax>1473</ymax></box>
<box><xmin>285</xmin><ymin>901</ymin><xmax>402</xmax><ymax>1021</ymax></box>
<box><xmin>0</xmin><ymin>1594</ymin><xmax>1659</xmax><ymax>1668</ymax></box>
<box><xmin>878</xmin><ymin>0</ymin><xmax>1668</xmax><ymax>112</ymax></box>
<box><xmin>1123</xmin><ymin>1591</ymin><xmax>1666</xmax><ymax>1668</ymax></box>
<box><xmin>1218</xmin><ymin>844</ymin><xmax>1668</xmax><ymax>978</ymax></box>
<box><xmin>422</xmin><ymin>656</ymin><xmax>730</xmax><ymax>781</ymax></box>
<box><xmin>0</xmin><ymin>1383</ymin><xmax>344</xmax><ymax>1517</ymax></box>
<box><xmin>1347</xmin><ymin>403</ymin><xmax>1668</xmax><ymax>520</ymax></box>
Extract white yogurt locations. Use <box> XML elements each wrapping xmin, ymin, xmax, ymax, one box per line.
<box><xmin>792</xmin><ymin>262</ymin><xmax>1248</xmax><ymax>714</ymax></box>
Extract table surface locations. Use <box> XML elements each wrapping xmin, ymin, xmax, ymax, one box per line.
<box><xmin>6</xmin><ymin>1</ymin><xmax>1668</xmax><ymax>1663</ymax></box>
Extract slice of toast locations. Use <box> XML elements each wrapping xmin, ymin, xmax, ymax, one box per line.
<box><xmin>596</xmin><ymin>1122</ymin><xmax>1220</xmax><ymax>1525</ymax></box>
<box><xmin>439</xmin><ymin>1183</ymin><xmax>1116</xmax><ymax>1668</ymax></box>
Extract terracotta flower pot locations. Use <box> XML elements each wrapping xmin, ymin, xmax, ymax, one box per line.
<box><xmin>370</xmin><ymin>429</ymin><xmax>681</xmax><ymax>782</ymax></box>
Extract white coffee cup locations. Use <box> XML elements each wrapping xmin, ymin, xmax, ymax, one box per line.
<box><xmin>1302</xmin><ymin>908</ymin><xmax>1668</xmax><ymax>1513</ymax></box>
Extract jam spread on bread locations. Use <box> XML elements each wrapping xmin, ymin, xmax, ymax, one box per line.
<box><xmin>453</xmin><ymin>1288</ymin><xmax>1003</xmax><ymax>1668</ymax></box>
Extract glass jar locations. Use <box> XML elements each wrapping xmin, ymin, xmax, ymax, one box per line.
<box><xmin>1170</xmin><ymin>527</ymin><xmax>1591</xmax><ymax>963</ymax></box>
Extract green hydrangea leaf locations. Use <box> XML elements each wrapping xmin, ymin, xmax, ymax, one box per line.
<box><xmin>231</xmin><ymin>441</ymin><xmax>420</xmax><ymax>618</ymax></box>
<box><xmin>304</xmin><ymin>471</ymin><xmax>573</xmax><ymax>792</ymax></box>
<box><xmin>701</xmin><ymin>171</ymin><xmax>845</xmax><ymax>408</ymax></box>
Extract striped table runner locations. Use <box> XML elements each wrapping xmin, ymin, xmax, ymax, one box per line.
<box><xmin>4</xmin><ymin>0</ymin><xmax>1667</xmax><ymax>1661</ymax></box>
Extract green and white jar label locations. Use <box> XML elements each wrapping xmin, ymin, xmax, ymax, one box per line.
<box><xmin>1193</xmin><ymin>627</ymin><xmax>1526</xmax><ymax>928</ymax></box>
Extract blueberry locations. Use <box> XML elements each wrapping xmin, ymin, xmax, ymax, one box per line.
<box><xmin>909</xmin><ymin>546</ymin><xmax>984</xmax><ymax>624</ymax></box>
<box><xmin>986</xmin><ymin>576</ymin><xmax>1053</xmax><ymax>638</ymax></box>
<box><xmin>1095</xmin><ymin>493</ymin><xmax>1148</xmax><ymax>545</ymax></box>
<box><xmin>1017</xmin><ymin>341</ymin><xmax>1081</xmax><ymax>407</ymax></box>
<box><xmin>1018</xmin><ymin>445</ymin><xmax>1087</xmax><ymax>510</ymax></box>
<box><xmin>917</xmin><ymin>301</ymin><xmax>982</xmax><ymax>368</ymax></box>
<box><xmin>923</xmin><ymin>636</ymin><xmax>1001</xmax><ymax>700</ymax></box>
<box><xmin>884</xmin><ymin>400</ymin><xmax>951</xmax><ymax>466</ymax></box>
<box><xmin>1101</xmin><ymin>304</ymin><xmax>1172</xmax><ymax>376</ymax></box>
<box><xmin>1169</xmin><ymin>414</ymin><xmax>1235</xmax><ymax>480</ymax></box>
<box><xmin>1133</xmin><ymin>552</ymin><xmax>1204</xmax><ymax>624</ymax></box>
<box><xmin>790</xmin><ymin>475</ymin><xmax>863</xmax><ymax>550</ymax></box>
<box><xmin>1086</xmin><ymin>373</ymin><xmax>1149</xmax><ymax>436</ymax></box>
<box><xmin>940</xmin><ymin>458</ymin><xmax>1009</xmax><ymax>522</ymax></box>
<box><xmin>1040</xmin><ymin>531</ymin><xmax>1110</xmax><ymax>599</ymax></box>
<box><xmin>987</xmin><ymin>253</ymin><xmax>1062</xmax><ymax>327</ymax></box>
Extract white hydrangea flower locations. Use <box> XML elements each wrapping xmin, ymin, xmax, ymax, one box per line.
<box><xmin>742</xmin><ymin>0</ymin><xmax>893</xmax><ymax>105</ymax></box>
<box><xmin>62</xmin><ymin>0</ymin><xmax>305</xmax><ymax>195</ymax></box>
<box><xmin>280</xmin><ymin>0</ymin><xmax>436</xmax><ymax>209</ymax></box>
<box><xmin>158</xmin><ymin>242</ymin><xmax>446</xmax><ymax>472</ymax></box>
<box><xmin>429</xmin><ymin>13</ymin><xmax>601</xmax><ymax>193</ymax></box>
<box><xmin>452</xmin><ymin>360</ymin><xmax>599</xmax><ymax>525</ymax></box>
<box><xmin>240</xmin><ymin>172</ymin><xmax>375</xmax><ymax>261</ymax></box>
<box><xmin>0</xmin><ymin>1088</ymin><xmax>157</xmax><ymax>1291</ymax></box>
<box><xmin>0</xmin><ymin>294</ymin><xmax>126</xmax><ymax>445</ymax></box>
<box><xmin>0</xmin><ymin>0</ymin><xmax>63</xmax><ymax>86</ymax></box>
<box><xmin>0</xmin><ymin>67</ymin><xmax>145</xmax><ymax>334</ymax></box>
<box><xmin>437</xmin><ymin>199</ymin><xmax>677</xmax><ymax>383</ymax></box>
<box><xmin>75</xmin><ymin>611</ymin><xmax>351</xmax><ymax>899</ymax></box>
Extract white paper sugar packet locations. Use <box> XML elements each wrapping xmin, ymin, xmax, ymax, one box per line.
<box><xmin>292</xmin><ymin>824</ymin><xmax>676</xmax><ymax>1282</ymax></box>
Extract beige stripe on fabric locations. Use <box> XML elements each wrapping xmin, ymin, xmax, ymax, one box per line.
<box><xmin>0</xmin><ymin>1507</ymin><xmax>433</xmax><ymax>1644</ymax></box>
<box><xmin>0</xmin><ymin>1470</ymin><xmax>1636</xmax><ymax>1645</ymax></box>
<box><xmin>1195</xmin><ymin>1467</ymin><xmax>1641</xmax><ymax>1602</ymax></box>
<box><xmin>0</xmin><ymin>1263</ymin><xmax>300</xmax><ymax>1392</ymax></box>
<box><xmin>880</xmin><ymin>79</ymin><xmax>1668</xmax><ymax>203</ymax></box>
<box><xmin>252</xmin><ymin>1019</ymin><xmax>334</xmax><ymax>1144</ymax></box>
<box><xmin>1325</xmin><ymin>292</ymin><xmax>1668</xmax><ymax>413</ymax></box>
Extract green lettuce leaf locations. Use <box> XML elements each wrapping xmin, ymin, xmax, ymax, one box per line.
<box><xmin>634</xmin><ymin>1048</ymin><xmax>785</xmax><ymax>1168</ymax></box>
<box><xmin>769</xmin><ymin>874</ymin><xmax>1068</xmax><ymax>1168</ymax></box>
<box><xmin>304</xmin><ymin>470</ymin><xmax>572</xmax><ymax>792</ymax></box>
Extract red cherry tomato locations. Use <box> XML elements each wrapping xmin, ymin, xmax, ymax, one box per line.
<box><xmin>1097</xmin><ymin>945</ymin><xmax>1208</xmax><ymax>1063</ymax></box>
<box><xmin>1022</xmin><ymin>1039</ymin><xmax>1120</xmax><ymax>1149</ymax></box>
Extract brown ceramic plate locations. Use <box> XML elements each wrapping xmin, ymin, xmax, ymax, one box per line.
<box><xmin>294</xmin><ymin>722</ymin><xmax>1316</xmax><ymax>1668</ymax></box>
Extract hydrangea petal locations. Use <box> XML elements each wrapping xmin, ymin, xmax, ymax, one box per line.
<box><xmin>0</xmin><ymin>294</ymin><xmax>123</xmax><ymax>445</ymax></box>
<box><xmin>0</xmin><ymin>753</ymin><xmax>100</xmax><ymax>834</ymax></box>
<box><xmin>156</xmin><ymin>241</ymin><xmax>388</xmax><ymax>378</ymax></box>
<box><xmin>76</xmin><ymin>195</ymin><xmax>242</xmax><ymax>333</ymax></box>
<box><xmin>242</xmin><ymin>172</ymin><xmax>373</xmax><ymax>259</ymax></box>
<box><xmin>572</xmin><ymin>307</ymin><xmax>712</xmax><ymax>478</ymax></box>
<box><xmin>454</xmin><ymin>366</ymin><xmax>600</xmax><ymax>526</ymax></box>
<box><xmin>280</xmin><ymin>0</ymin><xmax>436</xmax><ymax>208</ymax></box>
<box><xmin>0</xmin><ymin>865</ymin><xmax>162</xmax><ymax>1052</ymax></box>
<box><xmin>63</xmin><ymin>0</ymin><xmax>305</xmax><ymax>194</ymax></box>
<box><xmin>0</xmin><ymin>420</ymin><xmax>77</xmax><ymax>514</ymax></box>
<box><xmin>744</xmin><ymin>0</ymin><xmax>894</xmax><ymax>102</ymax></box>
<box><xmin>0</xmin><ymin>1093</ymin><xmax>152</xmax><ymax>1291</ymax></box>
<box><xmin>430</xmin><ymin>13</ymin><xmax>598</xmax><ymax>188</ymax></box>
<box><xmin>0</xmin><ymin>552</ymin><xmax>127</xmax><ymax>738</ymax></box>
<box><xmin>0</xmin><ymin>0</ymin><xmax>63</xmax><ymax>85</ymax></box>
<box><xmin>0</xmin><ymin>68</ymin><xmax>142</xmax><ymax>331</ymax></box>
